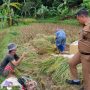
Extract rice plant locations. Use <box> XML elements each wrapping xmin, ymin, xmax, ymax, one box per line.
<box><xmin>52</xmin><ymin>61</ymin><xmax>69</xmax><ymax>85</ymax></box>
<box><xmin>39</xmin><ymin>57</ymin><xmax>70</xmax><ymax>85</ymax></box>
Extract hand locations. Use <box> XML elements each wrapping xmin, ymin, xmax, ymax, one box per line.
<box><xmin>21</xmin><ymin>52</ymin><xmax>28</xmax><ymax>58</ymax></box>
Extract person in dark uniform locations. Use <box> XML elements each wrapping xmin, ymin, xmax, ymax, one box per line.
<box><xmin>0</xmin><ymin>43</ymin><xmax>26</xmax><ymax>77</ymax></box>
<box><xmin>66</xmin><ymin>9</ymin><xmax>90</xmax><ymax>90</ymax></box>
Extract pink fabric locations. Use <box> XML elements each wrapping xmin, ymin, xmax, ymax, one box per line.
<box><xmin>4</xmin><ymin>65</ymin><xmax>14</xmax><ymax>72</ymax></box>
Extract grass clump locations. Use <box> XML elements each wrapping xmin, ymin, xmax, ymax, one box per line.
<box><xmin>19</xmin><ymin>18</ymin><xmax>37</xmax><ymax>25</ymax></box>
<box><xmin>39</xmin><ymin>57</ymin><xmax>69</xmax><ymax>85</ymax></box>
<box><xmin>52</xmin><ymin>61</ymin><xmax>69</xmax><ymax>85</ymax></box>
<box><xmin>32</xmin><ymin>35</ymin><xmax>55</xmax><ymax>55</ymax></box>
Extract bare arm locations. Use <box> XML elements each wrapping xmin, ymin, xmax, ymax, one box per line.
<box><xmin>11</xmin><ymin>52</ymin><xmax>26</xmax><ymax>66</ymax></box>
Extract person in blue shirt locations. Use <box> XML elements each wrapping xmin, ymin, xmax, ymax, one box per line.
<box><xmin>55</xmin><ymin>29</ymin><xmax>66</xmax><ymax>53</ymax></box>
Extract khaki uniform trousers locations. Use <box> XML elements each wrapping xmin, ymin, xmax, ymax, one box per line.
<box><xmin>71</xmin><ymin>52</ymin><xmax>90</xmax><ymax>90</ymax></box>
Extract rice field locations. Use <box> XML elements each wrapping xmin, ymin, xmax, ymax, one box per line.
<box><xmin>0</xmin><ymin>23</ymin><xmax>82</xmax><ymax>90</ymax></box>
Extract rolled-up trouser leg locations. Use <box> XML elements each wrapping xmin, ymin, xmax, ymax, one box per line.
<box><xmin>68</xmin><ymin>52</ymin><xmax>81</xmax><ymax>80</ymax></box>
<box><xmin>81</xmin><ymin>54</ymin><xmax>90</xmax><ymax>90</ymax></box>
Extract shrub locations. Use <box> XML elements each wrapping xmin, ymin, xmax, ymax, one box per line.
<box><xmin>48</xmin><ymin>7</ymin><xmax>57</xmax><ymax>17</ymax></box>
<box><xmin>37</xmin><ymin>5</ymin><xmax>49</xmax><ymax>18</ymax></box>
<box><xmin>57</xmin><ymin>4</ymin><xmax>69</xmax><ymax>19</ymax></box>
<box><xmin>82</xmin><ymin>0</ymin><xmax>90</xmax><ymax>12</ymax></box>
<box><xmin>83</xmin><ymin>0</ymin><xmax>90</xmax><ymax>8</ymax></box>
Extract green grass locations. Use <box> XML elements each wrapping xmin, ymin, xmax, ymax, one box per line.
<box><xmin>37</xmin><ymin>17</ymin><xmax>59</xmax><ymax>23</ymax></box>
<box><xmin>0</xmin><ymin>31</ymin><xmax>11</xmax><ymax>59</ymax></box>
<box><xmin>36</xmin><ymin>17</ymin><xmax>80</xmax><ymax>26</ymax></box>
<box><xmin>60</xmin><ymin>19</ymin><xmax>80</xmax><ymax>26</ymax></box>
<box><xmin>0</xmin><ymin>30</ymin><xmax>20</xmax><ymax>59</ymax></box>
<box><xmin>0</xmin><ymin>17</ymin><xmax>79</xmax><ymax>27</ymax></box>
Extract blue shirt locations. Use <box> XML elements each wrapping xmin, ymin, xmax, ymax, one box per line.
<box><xmin>55</xmin><ymin>30</ymin><xmax>66</xmax><ymax>46</ymax></box>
